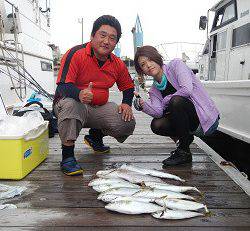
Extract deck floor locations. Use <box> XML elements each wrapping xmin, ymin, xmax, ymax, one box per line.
<box><xmin>1</xmin><ymin>89</ymin><xmax>250</xmax><ymax>230</ymax></box>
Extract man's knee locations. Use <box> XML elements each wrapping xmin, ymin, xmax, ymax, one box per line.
<box><xmin>58</xmin><ymin>118</ymin><xmax>82</xmax><ymax>144</ymax></box>
<box><xmin>107</xmin><ymin>119</ymin><xmax>136</xmax><ymax>141</ymax></box>
<box><xmin>55</xmin><ymin>98</ymin><xmax>87</xmax><ymax>125</ymax></box>
<box><xmin>116</xmin><ymin>119</ymin><xmax>136</xmax><ymax>136</ymax></box>
<box><xmin>116</xmin><ymin>120</ymin><xmax>136</xmax><ymax>143</ymax></box>
<box><xmin>60</xmin><ymin>98</ymin><xmax>79</xmax><ymax>112</ymax></box>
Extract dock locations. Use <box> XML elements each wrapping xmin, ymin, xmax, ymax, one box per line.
<box><xmin>0</xmin><ymin>88</ymin><xmax>250</xmax><ymax>230</ymax></box>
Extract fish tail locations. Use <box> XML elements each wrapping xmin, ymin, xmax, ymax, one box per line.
<box><xmin>194</xmin><ymin>187</ymin><xmax>202</xmax><ymax>195</ymax></box>
<box><xmin>204</xmin><ymin>205</ymin><xmax>210</xmax><ymax>214</ymax></box>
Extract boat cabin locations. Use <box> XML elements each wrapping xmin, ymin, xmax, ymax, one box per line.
<box><xmin>198</xmin><ymin>0</ymin><xmax>250</xmax><ymax>81</ymax></box>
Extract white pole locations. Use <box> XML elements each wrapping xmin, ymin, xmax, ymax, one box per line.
<box><xmin>81</xmin><ymin>18</ymin><xmax>83</xmax><ymax>44</ymax></box>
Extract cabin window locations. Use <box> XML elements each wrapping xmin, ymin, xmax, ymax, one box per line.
<box><xmin>222</xmin><ymin>3</ymin><xmax>235</xmax><ymax>23</ymax></box>
<box><xmin>212</xmin><ymin>1</ymin><xmax>237</xmax><ymax>31</ymax></box>
<box><xmin>217</xmin><ymin>31</ymin><xmax>227</xmax><ymax>50</ymax></box>
<box><xmin>232</xmin><ymin>23</ymin><xmax>250</xmax><ymax>47</ymax></box>
<box><xmin>41</xmin><ymin>61</ymin><xmax>53</xmax><ymax>71</ymax></box>
<box><xmin>215</xmin><ymin>13</ymin><xmax>223</xmax><ymax>27</ymax></box>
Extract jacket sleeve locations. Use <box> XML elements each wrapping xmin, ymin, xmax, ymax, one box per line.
<box><xmin>162</xmin><ymin>59</ymin><xmax>194</xmax><ymax>108</ymax></box>
<box><xmin>142</xmin><ymin>91</ymin><xmax>164</xmax><ymax>118</ymax></box>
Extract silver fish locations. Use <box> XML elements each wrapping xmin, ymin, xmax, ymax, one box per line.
<box><xmin>98</xmin><ymin>194</ymin><xmax>155</xmax><ymax>203</ymax></box>
<box><xmin>155</xmin><ymin>198</ymin><xmax>209</xmax><ymax>213</ymax></box>
<box><xmin>96</xmin><ymin>169</ymin><xmax>117</xmax><ymax>177</ymax></box>
<box><xmin>152</xmin><ymin>209</ymin><xmax>204</xmax><ymax>219</ymax></box>
<box><xmin>120</xmin><ymin>164</ymin><xmax>185</xmax><ymax>182</ymax></box>
<box><xmin>97</xmin><ymin>168</ymin><xmax>164</xmax><ymax>184</ymax></box>
<box><xmin>88</xmin><ymin>178</ymin><xmax>129</xmax><ymax>187</ymax></box>
<box><xmin>105</xmin><ymin>200</ymin><xmax>164</xmax><ymax>214</ymax></box>
<box><xmin>133</xmin><ymin>188</ymin><xmax>194</xmax><ymax>200</ymax></box>
<box><xmin>112</xmin><ymin>196</ymin><xmax>155</xmax><ymax>203</ymax></box>
<box><xmin>92</xmin><ymin>182</ymin><xmax>140</xmax><ymax>193</ymax></box>
<box><xmin>98</xmin><ymin>187</ymin><xmax>141</xmax><ymax>198</ymax></box>
<box><xmin>98</xmin><ymin>194</ymin><xmax>123</xmax><ymax>203</ymax></box>
<box><xmin>144</xmin><ymin>182</ymin><xmax>201</xmax><ymax>194</ymax></box>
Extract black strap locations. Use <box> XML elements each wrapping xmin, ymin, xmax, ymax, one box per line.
<box><xmin>24</xmin><ymin>101</ymin><xmax>44</xmax><ymax>108</ymax></box>
<box><xmin>23</xmin><ymin>101</ymin><xmax>50</xmax><ymax>114</ymax></box>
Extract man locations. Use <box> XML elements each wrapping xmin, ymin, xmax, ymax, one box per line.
<box><xmin>53</xmin><ymin>15</ymin><xmax>135</xmax><ymax>176</ymax></box>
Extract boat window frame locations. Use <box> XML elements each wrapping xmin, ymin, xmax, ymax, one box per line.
<box><xmin>40</xmin><ymin>61</ymin><xmax>53</xmax><ymax>72</ymax></box>
<box><xmin>232</xmin><ymin>23</ymin><xmax>250</xmax><ymax>48</ymax></box>
<box><xmin>211</xmin><ymin>0</ymin><xmax>238</xmax><ymax>32</ymax></box>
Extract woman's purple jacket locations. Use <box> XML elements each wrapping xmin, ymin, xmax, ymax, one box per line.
<box><xmin>142</xmin><ymin>59</ymin><xmax>220</xmax><ymax>133</ymax></box>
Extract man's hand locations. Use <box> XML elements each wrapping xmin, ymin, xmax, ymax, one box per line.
<box><xmin>118</xmin><ymin>103</ymin><xmax>134</xmax><ymax>122</ymax></box>
<box><xmin>79</xmin><ymin>82</ymin><xmax>93</xmax><ymax>104</ymax></box>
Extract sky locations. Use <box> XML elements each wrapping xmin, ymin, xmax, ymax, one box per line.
<box><xmin>50</xmin><ymin>0</ymin><xmax>219</xmax><ymax>58</ymax></box>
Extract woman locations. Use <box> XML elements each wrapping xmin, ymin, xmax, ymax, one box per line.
<box><xmin>133</xmin><ymin>46</ymin><xmax>219</xmax><ymax>166</ymax></box>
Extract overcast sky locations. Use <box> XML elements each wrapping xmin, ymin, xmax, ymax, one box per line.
<box><xmin>50</xmin><ymin>0</ymin><xmax>218</xmax><ymax>58</ymax></box>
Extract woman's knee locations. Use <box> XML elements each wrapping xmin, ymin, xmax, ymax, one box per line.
<box><xmin>151</xmin><ymin>119</ymin><xmax>163</xmax><ymax>135</ymax></box>
<box><xmin>169</xmin><ymin>96</ymin><xmax>186</xmax><ymax>108</ymax></box>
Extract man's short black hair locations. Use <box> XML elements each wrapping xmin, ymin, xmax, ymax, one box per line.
<box><xmin>91</xmin><ymin>15</ymin><xmax>122</xmax><ymax>42</ymax></box>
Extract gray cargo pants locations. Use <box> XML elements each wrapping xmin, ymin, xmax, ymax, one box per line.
<box><xmin>53</xmin><ymin>98</ymin><xmax>136</xmax><ymax>144</ymax></box>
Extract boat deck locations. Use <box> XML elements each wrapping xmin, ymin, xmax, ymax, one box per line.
<box><xmin>1</xmin><ymin>89</ymin><xmax>250</xmax><ymax>230</ymax></box>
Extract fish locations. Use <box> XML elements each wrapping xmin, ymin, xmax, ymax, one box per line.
<box><xmin>0</xmin><ymin>184</ymin><xmax>27</xmax><ymax>200</ymax></box>
<box><xmin>133</xmin><ymin>188</ymin><xmax>195</xmax><ymax>200</ymax></box>
<box><xmin>152</xmin><ymin>209</ymin><xmax>204</xmax><ymax>219</ymax></box>
<box><xmin>105</xmin><ymin>200</ymin><xmax>164</xmax><ymax>214</ymax></box>
<box><xmin>120</xmin><ymin>164</ymin><xmax>185</xmax><ymax>182</ymax></box>
<box><xmin>88</xmin><ymin>178</ymin><xmax>129</xmax><ymax>187</ymax></box>
<box><xmin>98</xmin><ymin>187</ymin><xmax>141</xmax><ymax>198</ymax></box>
<box><xmin>98</xmin><ymin>194</ymin><xmax>155</xmax><ymax>203</ymax></box>
<box><xmin>98</xmin><ymin>194</ymin><xmax>123</xmax><ymax>203</ymax></box>
<box><xmin>97</xmin><ymin>168</ymin><xmax>164</xmax><ymax>184</ymax></box>
<box><xmin>96</xmin><ymin>169</ymin><xmax>117</xmax><ymax>177</ymax></box>
<box><xmin>92</xmin><ymin>182</ymin><xmax>140</xmax><ymax>193</ymax></box>
<box><xmin>155</xmin><ymin>198</ymin><xmax>209</xmax><ymax>213</ymax></box>
<box><xmin>144</xmin><ymin>182</ymin><xmax>201</xmax><ymax>194</ymax></box>
<box><xmin>111</xmin><ymin>196</ymin><xmax>155</xmax><ymax>203</ymax></box>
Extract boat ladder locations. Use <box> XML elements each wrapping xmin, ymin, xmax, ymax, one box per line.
<box><xmin>0</xmin><ymin>2</ymin><xmax>26</xmax><ymax>101</ymax></box>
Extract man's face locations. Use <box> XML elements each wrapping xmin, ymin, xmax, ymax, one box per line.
<box><xmin>91</xmin><ymin>25</ymin><xmax>118</xmax><ymax>60</ymax></box>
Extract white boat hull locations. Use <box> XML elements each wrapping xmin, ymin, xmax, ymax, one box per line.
<box><xmin>0</xmin><ymin>0</ymin><xmax>55</xmax><ymax>109</ymax></box>
<box><xmin>203</xmin><ymin>80</ymin><xmax>250</xmax><ymax>143</ymax></box>
<box><xmin>0</xmin><ymin>50</ymin><xmax>56</xmax><ymax>109</ymax></box>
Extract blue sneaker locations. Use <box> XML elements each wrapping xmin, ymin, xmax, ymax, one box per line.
<box><xmin>84</xmin><ymin>135</ymin><xmax>110</xmax><ymax>153</ymax></box>
<box><xmin>60</xmin><ymin>157</ymin><xmax>83</xmax><ymax>176</ymax></box>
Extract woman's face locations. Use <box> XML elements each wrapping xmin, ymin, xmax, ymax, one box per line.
<box><xmin>138</xmin><ymin>56</ymin><xmax>162</xmax><ymax>79</ymax></box>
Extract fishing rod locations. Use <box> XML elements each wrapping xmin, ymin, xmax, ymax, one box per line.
<box><xmin>0</xmin><ymin>67</ymin><xmax>52</xmax><ymax>99</ymax></box>
<box><xmin>0</xmin><ymin>45</ymin><xmax>53</xmax><ymax>100</ymax></box>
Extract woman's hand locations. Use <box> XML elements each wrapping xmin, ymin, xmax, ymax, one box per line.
<box><xmin>133</xmin><ymin>92</ymin><xmax>144</xmax><ymax>111</ymax></box>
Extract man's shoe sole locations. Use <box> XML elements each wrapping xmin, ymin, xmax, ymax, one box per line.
<box><xmin>62</xmin><ymin>169</ymin><xmax>84</xmax><ymax>176</ymax></box>
<box><xmin>84</xmin><ymin>139</ymin><xmax>110</xmax><ymax>154</ymax></box>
